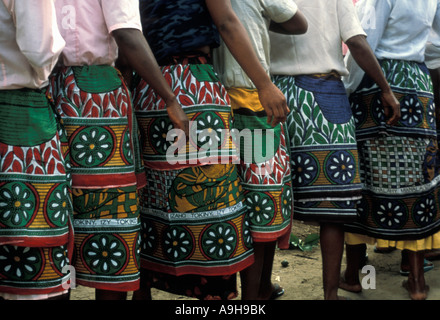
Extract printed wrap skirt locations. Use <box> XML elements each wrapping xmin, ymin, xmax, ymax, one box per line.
<box><xmin>344</xmin><ymin>59</ymin><xmax>440</xmax><ymax>242</ymax></box>
<box><xmin>0</xmin><ymin>89</ymin><xmax>73</xmax><ymax>295</ymax></box>
<box><xmin>132</xmin><ymin>57</ymin><xmax>254</xmax><ymax>299</ymax></box>
<box><xmin>48</xmin><ymin>66</ymin><xmax>143</xmax><ymax>291</ymax></box>
<box><xmin>227</xmin><ymin>87</ymin><xmax>293</xmax><ymax>246</ymax></box>
<box><xmin>273</xmin><ymin>74</ymin><xmax>362</xmax><ymax>223</ymax></box>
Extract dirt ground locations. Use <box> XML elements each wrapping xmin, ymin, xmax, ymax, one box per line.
<box><xmin>70</xmin><ymin>221</ymin><xmax>440</xmax><ymax>301</ymax></box>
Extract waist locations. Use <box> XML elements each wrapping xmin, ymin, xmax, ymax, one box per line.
<box><xmin>157</xmin><ymin>52</ymin><xmax>211</xmax><ymax>66</ymax></box>
<box><xmin>308</xmin><ymin>71</ymin><xmax>341</xmax><ymax>80</ymax></box>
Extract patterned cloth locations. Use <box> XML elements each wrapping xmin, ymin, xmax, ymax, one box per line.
<box><xmin>48</xmin><ymin>66</ymin><xmax>145</xmax><ymax>189</ymax></box>
<box><xmin>344</xmin><ymin>59</ymin><xmax>440</xmax><ymax>240</ymax></box>
<box><xmin>139</xmin><ymin>0</ymin><xmax>220</xmax><ymax>62</ymax></box>
<box><xmin>0</xmin><ymin>89</ymin><xmax>73</xmax><ymax>295</ymax></box>
<box><xmin>132</xmin><ymin>58</ymin><xmax>254</xmax><ymax>299</ymax></box>
<box><xmin>48</xmin><ymin>66</ymin><xmax>144</xmax><ymax>291</ymax></box>
<box><xmin>0</xmin><ymin>244</ymin><xmax>71</xmax><ymax>296</ymax></box>
<box><xmin>133</xmin><ymin>58</ymin><xmax>237</xmax><ymax>170</ymax></box>
<box><xmin>227</xmin><ymin>88</ymin><xmax>293</xmax><ymax>245</ymax></box>
<box><xmin>273</xmin><ymin>74</ymin><xmax>362</xmax><ymax>222</ymax></box>
<box><xmin>70</xmin><ymin>186</ymin><xmax>140</xmax><ymax>291</ymax></box>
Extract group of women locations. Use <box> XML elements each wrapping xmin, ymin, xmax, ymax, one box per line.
<box><xmin>1</xmin><ymin>0</ymin><xmax>440</xmax><ymax>301</ymax></box>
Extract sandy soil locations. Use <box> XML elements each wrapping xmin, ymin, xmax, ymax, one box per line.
<box><xmin>70</xmin><ymin>221</ymin><xmax>440</xmax><ymax>301</ymax></box>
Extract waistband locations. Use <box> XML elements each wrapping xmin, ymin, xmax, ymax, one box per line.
<box><xmin>157</xmin><ymin>52</ymin><xmax>211</xmax><ymax>66</ymax></box>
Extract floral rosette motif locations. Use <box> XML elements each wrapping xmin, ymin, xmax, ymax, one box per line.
<box><xmin>149</xmin><ymin>117</ymin><xmax>174</xmax><ymax>155</ymax></box>
<box><xmin>372</xmin><ymin>199</ymin><xmax>408</xmax><ymax>229</ymax></box>
<box><xmin>291</xmin><ymin>152</ymin><xmax>319</xmax><ymax>187</ymax></box>
<box><xmin>82</xmin><ymin>234</ymin><xmax>127</xmax><ymax>274</ymax></box>
<box><xmin>324</xmin><ymin>150</ymin><xmax>356</xmax><ymax>185</ymax></box>
<box><xmin>201</xmin><ymin>223</ymin><xmax>237</xmax><ymax>260</ymax></box>
<box><xmin>162</xmin><ymin>226</ymin><xmax>194</xmax><ymax>262</ymax></box>
<box><xmin>241</xmin><ymin>216</ymin><xmax>253</xmax><ymax>249</ymax></box>
<box><xmin>71</xmin><ymin>126</ymin><xmax>115</xmax><ymax>167</ymax></box>
<box><xmin>121</xmin><ymin>128</ymin><xmax>134</xmax><ymax>165</ymax></box>
<box><xmin>281</xmin><ymin>187</ymin><xmax>293</xmax><ymax>221</ymax></box>
<box><xmin>50</xmin><ymin>245</ymin><xmax>70</xmax><ymax>275</ymax></box>
<box><xmin>45</xmin><ymin>183</ymin><xmax>71</xmax><ymax>227</ymax></box>
<box><xmin>0</xmin><ymin>182</ymin><xmax>37</xmax><ymax>228</ymax></box>
<box><xmin>399</xmin><ymin>95</ymin><xmax>423</xmax><ymax>127</ymax></box>
<box><xmin>141</xmin><ymin>220</ymin><xmax>157</xmax><ymax>256</ymax></box>
<box><xmin>245</xmin><ymin>192</ymin><xmax>276</xmax><ymax>226</ymax></box>
<box><xmin>0</xmin><ymin>246</ymin><xmax>43</xmax><ymax>281</ymax></box>
<box><xmin>413</xmin><ymin>194</ymin><xmax>436</xmax><ymax>227</ymax></box>
<box><xmin>192</xmin><ymin>111</ymin><xmax>226</xmax><ymax>151</ymax></box>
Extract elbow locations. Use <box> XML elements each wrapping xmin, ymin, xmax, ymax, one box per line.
<box><xmin>112</xmin><ymin>28</ymin><xmax>140</xmax><ymax>51</ymax></box>
<box><xmin>215</xmin><ymin>15</ymin><xmax>239</xmax><ymax>37</ymax></box>
<box><xmin>279</xmin><ymin>12</ymin><xmax>308</xmax><ymax>35</ymax></box>
<box><xmin>345</xmin><ymin>35</ymin><xmax>367</xmax><ymax>52</ymax></box>
<box><xmin>295</xmin><ymin>21</ymin><xmax>308</xmax><ymax>35</ymax></box>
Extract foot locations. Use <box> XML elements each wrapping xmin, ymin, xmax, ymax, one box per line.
<box><xmin>339</xmin><ymin>271</ymin><xmax>362</xmax><ymax>293</ymax></box>
<box><xmin>259</xmin><ymin>283</ymin><xmax>284</xmax><ymax>300</ymax></box>
<box><xmin>400</xmin><ymin>259</ymin><xmax>434</xmax><ymax>276</ymax></box>
<box><xmin>402</xmin><ymin>279</ymin><xmax>429</xmax><ymax>300</ymax></box>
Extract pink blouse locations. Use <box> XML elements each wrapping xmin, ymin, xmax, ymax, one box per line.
<box><xmin>55</xmin><ymin>0</ymin><xmax>142</xmax><ymax>66</ymax></box>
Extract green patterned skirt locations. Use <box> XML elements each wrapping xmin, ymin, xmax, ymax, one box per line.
<box><xmin>344</xmin><ymin>59</ymin><xmax>440</xmax><ymax>240</ymax></box>
<box><xmin>0</xmin><ymin>89</ymin><xmax>73</xmax><ymax>296</ymax></box>
<box><xmin>48</xmin><ymin>66</ymin><xmax>144</xmax><ymax>291</ymax></box>
<box><xmin>132</xmin><ymin>58</ymin><xmax>253</xmax><ymax>299</ymax></box>
<box><xmin>273</xmin><ymin>74</ymin><xmax>362</xmax><ymax>223</ymax></box>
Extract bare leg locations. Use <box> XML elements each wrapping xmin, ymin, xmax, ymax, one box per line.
<box><xmin>320</xmin><ymin>222</ymin><xmax>345</xmax><ymax>300</ymax></box>
<box><xmin>240</xmin><ymin>243</ymin><xmax>264</xmax><ymax>300</ymax></box>
<box><xmin>339</xmin><ymin>243</ymin><xmax>364</xmax><ymax>293</ymax></box>
<box><xmin>403</xmin><ymin>250</ymin><xmax>429</xmax><ymax>300</ymax></box>
<box><xmin>132</xmin><ymin>269</ymin><xmax>152</xmax><ymax>300</ymax></box>
<box><xmin>258</xmin><ymin>241</ymin><xmax>282</xmax><ymax>300</ymax></box>
<box><xmin>241</xmin><ymin>241</ymin><xmax>282</xmax><ymax>300</ymax></box>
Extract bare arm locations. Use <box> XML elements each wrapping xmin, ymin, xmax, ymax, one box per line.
<box><xmin>269</xmin><ymin>10</ymin><xmax>308</xmax><ymax>35</ymax></box>
<box><xmin>112</xmin><ymin>28</ymin><xmax>189</xmax><ymax>137</ymax></box>
<box><xmin>206</xmin><ymin>0</ymin><xmax>288</xmax><ymax>126</ymax></box>
<box><xmin>346</xmin><ymin>35</ymin><xmax>401</xmax><ymax>125</ymax></box>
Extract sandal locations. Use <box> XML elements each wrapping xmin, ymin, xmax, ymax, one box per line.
<box><xmin>269</xmin><ymin>284</ymin><xmax>285</xmax><ymax>300</ymax></box>
<box><xmin>399</xmin><ymin>259</ymin><xmax>434</xmax><ymax>276</ymax></box>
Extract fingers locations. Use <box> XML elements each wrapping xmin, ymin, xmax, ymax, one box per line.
<box><xmin>381</xmin><ymin>92</ymin><xmax>401</xmax><ymax>126</ymax></box>
<box><xmin>265</xmin><ymin>98</ymin><xmax>289</xmax><ymax>126</ymax></box>
<box><xmin>266</xmin><ymin>104</ymin><xmax>286</xmax><ymax>126</ymax></box>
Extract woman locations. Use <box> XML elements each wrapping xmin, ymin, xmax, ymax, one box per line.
<box><xmin>49</xmin><ymin>0</ymin><xmax>188</xmax><ymax>300</ymax></box>
<box><xmin>269</xmin><ymin>0</ymin><xmax>400</xmax><ymax>300</ymax></box>
<box><xmin>342</xmin><ymin>0</ymin><xmax>440</xmax><ymax>300</ymax></box>
<box><xmin>0</xmin><ymin>0</ymin><xmax>72</xmax><ymax>300</ymax></box>
<box><xmin>130</xmin><ymin>0</ymin><xmax>291</xmax><ymax>300</ymax></box>
<box><xmin>212</xmin><ymin>0</ymin><xmax>307</xmax><ymax>300</ymax></box>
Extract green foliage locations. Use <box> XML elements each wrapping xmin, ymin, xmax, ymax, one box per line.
<box><xmin>289</xmin><ymin>233</ymin><xmax>319</xmax><ymax>251</ymax></box>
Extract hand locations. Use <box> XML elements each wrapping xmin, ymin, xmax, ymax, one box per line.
<box><xmin>380</xmin><ymin>89</ymin><xmax>401</xmax><ymax>126</ymax></box>
<box><xmin>257</xmin><ymin>83</ymin><xmax>290</xmax><ymax>127</ymax></box>
<box><xmin>165</xmin><ymin>98</ymin><xmax>189</xmax><ymax>142</ymax></box>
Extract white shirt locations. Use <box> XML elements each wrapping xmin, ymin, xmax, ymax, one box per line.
<box><xmin>55</xmin><ymin>0</ymin><xmax>142</xmax><ymax>66</ymax></box>
<box><xmin>425</xmin><ymin>29</ymin><xmax>440</xmax><ymax>69</ymax></box>
<box><xmin>344</xmin><ymin>0</ymin><xmax>440</xmax><ymax>94</ymax></box>
<box><xmin>0</xmin><ymin>0</ymin><xmax>65</xmax><ymax>89</ymax></box>
<box><xmin>213</xmin><ymin>0</ymin><xmax>298</xmax><ymax>89</ymax></box>
<box><xmin>270</xmin><ymin>0</ymin><xmax>365</xmax><ymax>77</ymax></box>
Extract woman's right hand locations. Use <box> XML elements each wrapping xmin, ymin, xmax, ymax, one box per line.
<box><xmin>166</xmin><ymin>97</ymin><xmax>189</xmax><ymax>142</ymax></box>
